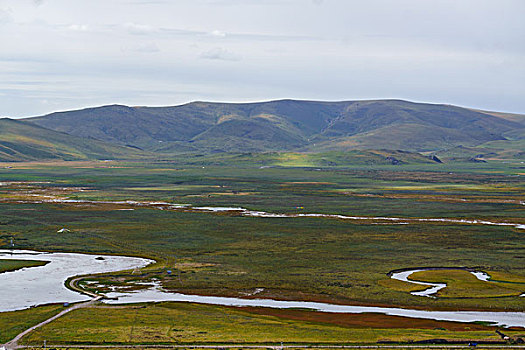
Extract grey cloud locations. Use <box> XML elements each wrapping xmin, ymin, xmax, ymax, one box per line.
<box><xmin>202</xmin><ymin>0</ymin><xmax>292</xmax><ymax>5</ymax></box>
<box><xmin>210</xmin><ymin>30</ymin><xmax>226</xmax><ymax>37</ymax></box>
<box><xmin>127</xmin><ymin>0</ymin><xmax>168</xmax><ymax>4</ymax></box>
<box><xmin>68</xmin><ymin>24</ymin><xmax>89</xmax><ymax>31</ymax></box>
<box><xmin>156</xmin><ymin>26</ymin><xmax>314</xmax><ymax>42</ymax></box>
<box><xmin>0</xmin><ymin>8</ymin><xmax>12</xmax><ymax>24</ymax></box>
<box><xmin>200</xmin><ymin>47</ymin><xmax>241</xmax><ymax>61</ymax></box>
<box><xmin>177</xmin><ymin>29</ymin><xmax>316</xmax><ymax>43</ymax></box>
<box><xmin>133</xmin><ymin>42</ymin><xmax>160</xmax><ymax>53</ymax></box>
<box><xmin>125</xmin><ymin>22</ymin><xmax>156</xmax><ymax>35</ymax></box>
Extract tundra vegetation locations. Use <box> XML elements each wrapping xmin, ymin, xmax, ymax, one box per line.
<box><xmin>0</xmin><ymin>156</ymin><xmax>523</xmax><ymax>345</ymax></box>
<box><xmin>0</xmin><ymin>259</ymin><xmax>48</xmax><ymax>274</ymax></box>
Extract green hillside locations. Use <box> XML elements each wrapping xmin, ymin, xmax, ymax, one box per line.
<box><xmin>433</xmin><ymin>125</ymin><xmax>525</xmax><ymax>160</ymax></box>
<box><xmin>0</xmin><ymin>118</ymin><xmax>147</xmax><ymax>162</ymax></box>
<box><xmin>26</xmin><ymin>100</ymin><xmax>524</xmax><ymax>155</ymax></box>
<box><xmin>472</xmin><ymin>109</ymin><xmax>525</xmax><ymax>125</ymax></box>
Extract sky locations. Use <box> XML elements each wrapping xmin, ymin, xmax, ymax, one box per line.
<box><xmin>1</xmin><ymin>0</ymin><xmax>524</xmax><ymax>118</ymax></box>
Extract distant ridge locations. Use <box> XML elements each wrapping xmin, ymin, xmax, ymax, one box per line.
<box><xmin>0</xmin><ymin>118</ymin><xmax>147</xmax><ymax>162</ymax></box>
<box><xmin>25</xmin><ymin>99</ymin><xmax>524</xmax><ymax>157</ymax></box>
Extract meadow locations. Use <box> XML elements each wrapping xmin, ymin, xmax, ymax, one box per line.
<box><xmin>0</xmin><ymin>157</ymin><xmax>523</xmax><ymax>345</ymax></box>
<box><xmin>20</xmin><ymin>302</ymin><xmax>523</xmax><ymax>346</ymax></box>
<box><xmin>0</xmin><ymin>305</ymin><xmax>62</xmax><ymax>344</ymax></box>
<box><xmin>0</xmin><ymin>259</ymin><xmax>48</xmax><ymax>273</ymax></box>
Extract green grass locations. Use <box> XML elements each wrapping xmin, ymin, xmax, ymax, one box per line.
<box><xmin>0</xmin><ymin>161</ymin><xmax>522</xmax><ymax>311</ymax></box>
<box><xmin>1</xmin><ymin>159</ymin><xmax>524</xmax><ymax>218</ymax></box>
<box><xmin>1</xmin><ymin>201</ymin><xmax>523</xmax><ymax>310</ymax></box>
<box><xmin>21</xmin><ymin>302</ymin><xmax>517</xmax><ymax>345</ymax></box>
<box><xmin>0</xmin><ymin>159</ymin><xmax>523</xmax><ymax>344</ymax></box>
<box><xmin>0</xmin><ymin>304</ymin><xmax>63</xmax><ymax>343</ymax></box>
<box><xmin>0</xmin><ymin>259</ymin><xmax>48</xmax><ymax>273</ymax></box>
<box><xmin>407</xmin><ymin>270</ymin><xmax>525</xmax><ymax>298</ymax></box>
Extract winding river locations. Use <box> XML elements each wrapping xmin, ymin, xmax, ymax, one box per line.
<box><xmin>390</xmin><ymin>268</ymin><xmax>525</xmax><ymax>300</ymax></box>
<box><xmin>0</xmin><ymin>249</ymin><xmax>152</xmax><ymax>312</ymax></box>
<box><xmin>1</xmin><ymin>250</ymin><xmax>524</xmax><ymax>328</ymax></box>
<box><xmin>103</xmin><ymin>281</ymin><xmax>525</xmax><ymax>328</ymax></box>
<box><xmin>4</xmin><ymin>196</ymin><xmax>525</xmax><ymax>230</ymax></box>
<box><xmin>390</xmin><ymin>268</ymin><xmax>492</xmax><ymax>298</ymax></box>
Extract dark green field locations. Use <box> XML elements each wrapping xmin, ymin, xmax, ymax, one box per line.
<box><xmin>0</xmin><ymin>259</ymin><xmax>48</xmax><ymax>273</ymax></box>
<box><xmin>0</xmin><ymin>158</ymin><xmax>524</xmax><ymax>345</ymax></box>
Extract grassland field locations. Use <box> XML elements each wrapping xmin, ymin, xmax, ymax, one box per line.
<box><xmin>19</xmin><ymin>302</ymin><xmax>525</xmax><ymax>346</ymax></box>
<box><xmin>0</xmin><ymin>305</ymin><xmax>63</xmax><ymax>344</ymax></box>
<box><xmin>0</xmin><ymin>157</ymin><xmax>523</xmax><ymax>345</ymax></box>
<box><xmin>406</xmin><ymin>269</ymin><xmax>525</xmax><ymax>298</ymax></box>
<box><xmin>0</xmin><ymin>259</ymin><xmax>48</xmax><ymax>273</ymax></box>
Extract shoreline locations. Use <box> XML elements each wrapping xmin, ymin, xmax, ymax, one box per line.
<box><xmin>1</xmin><ymin>249</ymin><xmax>524</xmax><ymax>315</ymax></box>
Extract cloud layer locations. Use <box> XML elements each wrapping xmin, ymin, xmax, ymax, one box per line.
<box><xmin>1</xmin><ymin>0</ymin><xmax>524</xmax><ymax>117</ymax></box>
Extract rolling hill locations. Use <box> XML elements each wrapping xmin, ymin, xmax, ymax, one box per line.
<box><xmin>0</xmin><ymin>118</ymin><xmax>147</xmax><ymax>162</ymax></box>
<box><xmin>26</xmin><ymin>100</ymin><xmax>524</xmax><ymax>157</ymax></box>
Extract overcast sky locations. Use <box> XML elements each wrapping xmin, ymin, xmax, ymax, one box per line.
<box><xmin>1</xmin><ymin>0</ymin><xmax>524</xmax><ymax>117</ymax></box>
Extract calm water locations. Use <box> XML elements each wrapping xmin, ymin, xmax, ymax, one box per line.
<box><xmin>1</xmin><ymin>250</ymin><xmax>523</xmax><ymax>328</ymax></box>
<box><xmin>0</xmin><ymin>249</ymin><xmax>151</xmax><ymax>312</ymax></box>
<box><xmin>104</xmin><ymin>281</ymin><xmax>525</xmax><ymax>328</ymax></box>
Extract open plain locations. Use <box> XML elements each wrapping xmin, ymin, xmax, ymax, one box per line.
<box><xmin>0</xmin><ymin>157</ymin><xmax>524</xmax><ymax>347</ymax></box>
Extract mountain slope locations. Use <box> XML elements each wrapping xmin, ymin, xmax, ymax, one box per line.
<box><xmin>0</xmin><ymin>118</ymin><xmax>146</xmax><ymax>162</ymax></box>
<box><xmin>471</xmin><ymin>109</ymin><xmax>525</xmax><ymax>126</ymax></box>
<box><xmin>26</xmin><ymin>99</ymin><xmax>524</xmax><ymax>154</ymax></box>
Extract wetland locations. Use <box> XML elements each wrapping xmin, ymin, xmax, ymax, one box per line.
<box><xmin>0</xmin><ymin>159</ymin><xmax>524</xmax><ymax>345</ymax></box>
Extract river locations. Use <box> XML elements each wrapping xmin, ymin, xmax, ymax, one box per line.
<box><xmin>0</xmin><ymin>249</ymin><xmax>151</xmax><ymax>312</ymax></box>
<box><xmin>1</xmin><ymin>250</ymin><xmax>524</xmax><ymax>328</ymax></box>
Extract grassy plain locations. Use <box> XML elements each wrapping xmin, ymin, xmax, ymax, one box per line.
<box><xmin>0</xmin><ymin>304</ymin><xmax>62</xmax><ymax>343</ymax></box>
<box><xmin>21</xmin><ymin>302</ymin><xmax>522</xmax><ymax>345</ymax></box>
<box><xmin>408</xmin><ymin>270</ymin><xmax>525</xmax><ymax>298</ymax></box>
<box><xmin>0</xmin><ymin>259</ymin><xmax>48</xmax><ymax>273</ymax></box>
<box><xmin>0</xmin><ymin>157</ymin><xmax>523</xmax><ymax>344</ymax></box>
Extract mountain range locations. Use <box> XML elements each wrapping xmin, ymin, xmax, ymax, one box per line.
<box><xmin>1</xmin><ymin>99</ymin><xmax>523</xmax><ymax>162</ymax></box>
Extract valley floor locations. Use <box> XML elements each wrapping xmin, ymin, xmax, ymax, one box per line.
<box><xmin>0</xmin><ymin>158</ymin><xmax>524</xmax><ymax>345</ymax></box>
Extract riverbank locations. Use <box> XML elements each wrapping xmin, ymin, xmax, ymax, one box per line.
<box><xmin>15</xmin><ymin>302</ymin><xmax>525</xmax><ymax>346</ymax></box>
<box><xmin>1</xmin><ymin>250</ymin><xmax>523</xmax><ymax>328</ymax></box>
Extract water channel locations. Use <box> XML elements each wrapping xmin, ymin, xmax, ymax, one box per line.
<box><xmin>1</xmin><ymin>250</ymin><xmax>524</xmax><ymax>328</ymax></box>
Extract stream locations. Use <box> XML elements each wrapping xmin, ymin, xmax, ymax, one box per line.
<box><xmin>390</xmin><ymin>269</ymin><xmax>493</xmax><ymax>297</ymax></box>
<box><xmin>1</xmin><ymin>250</ymin><xmax>524</xmax><ymax>328</ymax></box>
<box><xmin>5</xmin><ymin>196</ymin><xmax>525</xmax><ymax>230</ymax></box>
